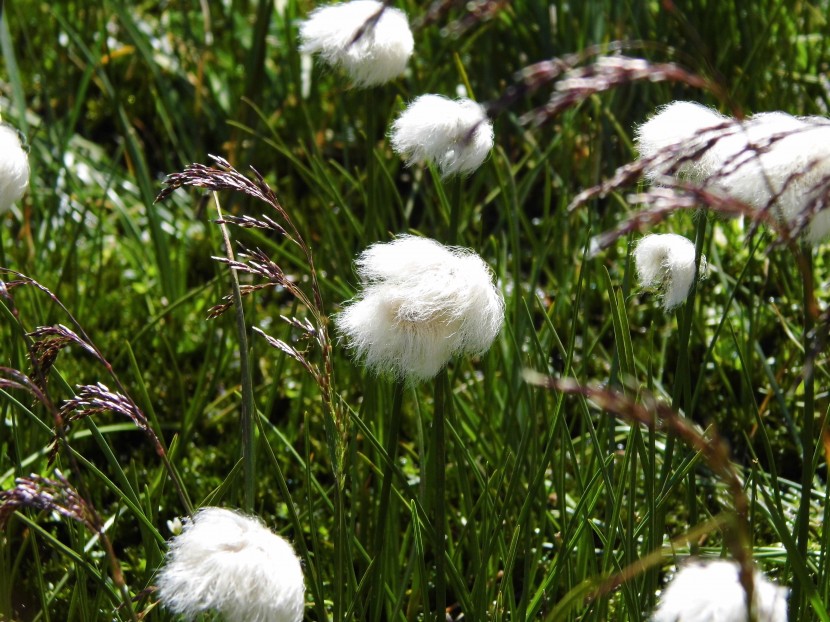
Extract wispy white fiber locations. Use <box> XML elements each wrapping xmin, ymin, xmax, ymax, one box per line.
<box><xmin>652</xmin><ymin>560</ymin><xmax>788</xmax><ymax>622</ymax></box>
<box><xmin>635</xmin><ymin>101</ymin><xmax>730</xmax><ymax>182</ymax></box>
<box><xmin>156</xmin><ymin>507</ymin><xmax>304</xmax><ymax>622</ymax></box>
<box><xmin>710</xmin><ymin>112</ymin><xmax>830</xmax><ymax>244</ymax></box>
<box><xmin>633</xmin><ymin>233</ymin><xmax>705</xmax><ymax>311</ymax></box>
<box><xmin>299</xmin><ymin>0</ymin><xmax>413</xmax><ymax>88</ymax></box>
<box><xmin>0</xmin><ymin>124</ymin><xmax>29</xmax><ymax>214</ymax></box>
<box><xmin>389</xmin><ymin>94</ymin><xmax>494</xmax><ymax>176</ymax></box>
<box><xmin>335</xmin><ymin>235</ymin><xmax>504</xmax><ymax>382</ymax></box>
<box><xmin>637</xmin><ymin>101</ymin><xmax>830</xmax><ymax>243</ymax></box>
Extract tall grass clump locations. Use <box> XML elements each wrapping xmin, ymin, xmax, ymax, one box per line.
<box><xmin>2</xmin><ymin>1</ymin><xmax>830</xmax><ymax>621</ymax></box>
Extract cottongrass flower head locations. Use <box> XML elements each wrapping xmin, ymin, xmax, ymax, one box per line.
<box><xmin>637</xmin><ymin>101</ymin><xmax>830</xmax><ymax>243</ymax></box>
<box><xmin>635</xmin><ymin>100</ymin><xmax>730</xmax><ymax>182</ymax></box>
<box><xmin>0</xmin><ymin>123</ymin><xmax>30</xmax><ymax>214</ymax></box>
<box><xmin>390</xmin><ymin>94</ymin><xmax>494</xmax><ymax>177</ymax></box>
<box><xmin>633</xmin><ymin>233</ymin><xmax>705</xmax><ymax>311</ymax></box>
<box><xmin>157</xmin><ymin>507</ymin><xmax>304</xmax><ymax>622</ymax></box>
<box><xmin>711</xmin><ymin>111</ymin><xmax>830</xmax><ymax>243</ymax></box>
<box><xmin>299</xmin><ymin>0</ymin><xmax>414</xmax><ymax>88</ymax></box>
<box><xmin>335</xmin><ymin>235</ymin><xmax>504</xmax><ymax>382</ymax></box>
<box><xmin>652</xmin><ymin>559</ymin><xmax>788</xmax><ymax>622</ymax></box>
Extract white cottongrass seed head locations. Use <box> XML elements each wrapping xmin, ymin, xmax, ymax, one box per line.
<box><xmin>652</xmin><ymin>559</ymin><xmax>788</xmax><ymax>622</ymax></box>
<box><xmin>635</xmin><ymin>101</ymin><xmax>730</xmax><ymax>182</ymax></box>
<box><xmin>335</xmin><ymin>235</ymin><xmax>505</xmax><ymax>382</ymax></box>
<box><xmin>708</xmin><ymin>111</ymin><xmax>830</xmax><ymax>244</ymax></box>
<box><xmin>633</xmin><ymin>233</ymin><xmax>706</xmax><ymax>311</ymax></box>
<box><xmin>637</xmin><ymin>101</ymin><xmax>830</xmax><ymax>243</ymax></box>
<box><xmin>156</xmin><ymin>507</ymin><xmax>304</xmax><ymax>622</ymax></box>
<box><xmin>0</xmin><ymin>124</ymin><xmax>29</xmax><ymax>214</ymax></box>
<box><xmin>390</xmin><ymin>94</ymin><xmax>494</xmax><ymax>177</ymax></box>
<box><xmin>299</xmin><ymin>0</ymin><xmax>413</xmax><ymax>88</ymax></box>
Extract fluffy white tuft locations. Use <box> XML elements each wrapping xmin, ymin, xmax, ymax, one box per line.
<box><xmin>389</xmin><ymin>94</ymin><xmax>494</xmax><ymax>177</ymax></box>
<box><xmin>299</xmin><ymin>0</ymin><xmax>413</xmax><ymax>88</ymax></box>
<box><xmin>708</xmin><ymin>112</ymin><xmax>830</xmax><ymax>244</ymax></box>
<box><xmin>652</xmin><ymin>560</ymin><xmax>788</xmax><ymax>622</ymax></box>
<box><xmin>156</xmin><ymin>507</ymin><xmax>305</xmax><ymax>622</ymax></box>
<box><xmin>633</xmin><ymin>233</ymin><xmax>705</xmax><ymax>311</ymax></box>
<box><xmin>335</xmin><ymin>235</ymin><xmax>504</xmax><ymax>382</ymax></box>
<box><xmin>637</xmin><ymin>101</ymin><xmax>830</xmax><ymax>243</ymax></box>
<box><xmin>0</xmin><ymin>124</ymin><xmax>29</xmax><ymax>214</ymax></box>
<box><xmin>635</xmin><ymin>101</ymin><xmax>730</xmax><ymax>182</ymax></box>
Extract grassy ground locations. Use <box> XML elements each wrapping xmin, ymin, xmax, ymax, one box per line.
<box><xmin>1</xmin><ymin>0</ymin><xmax>830</xmax><ymax>620</ymax></box>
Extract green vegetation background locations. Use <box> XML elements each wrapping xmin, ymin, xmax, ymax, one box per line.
<box><xmin>2</xmin><ymin>0</ymin><xmax>830</xmax><ymax>620</ymax></box>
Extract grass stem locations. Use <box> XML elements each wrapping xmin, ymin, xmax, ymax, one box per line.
<box><xmin>431</xmin><ymin>368</ymin><xmax>449</xmax><ymax>622</ymax></box>
<box><xmin>213</xmin><ymin>192</ymin><xmax>256</xmax><ymax>513</ymax></box>
<box><xmin>448</xmin><ymin>179</ymin><xmax>462</xmax><ymax>245</ymax></box>
<box><xmin>369</xmin><ymin>379</ymin><xmax>405</xmax><ymax>622</ymax></box>
<box><xmin>793</xmin><ymin>244</ymin><xmax>816</xmax><ymax>620</ymax></box>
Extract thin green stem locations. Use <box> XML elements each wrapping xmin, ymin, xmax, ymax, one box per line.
<box><xmin>213</xmin><ymin>192</ymin><xmax>256</xmax><ymax>512</ymax></box>
<box><xmin>821</xmin><ymin>456</ymin><xmax>830</xmax><ymax>604</ymax></box>
<box><xmin>364</xmin><ymin>89</ymin><xmax>378</xmax><ymax>245</ymax></box>
<box><xmin>431</xmin><ymin>368</ymin><xmax>449</xmax><ymax>622</ymax></box>
<box><xmin>0</xmin><ymin>216</ymin><xmax>6</xmax><ymax>267</ymax></box>
<box><xmin>793</xmin><ymin>244</ymin><xmax>816</xmax><ymax>621</ymax></box>
<box><xmin>660</xmin><ymin>211</ymin><xmax>707</xmax><ymax>554</ymax></box>
<box><xmin>370</xmin><ymin>379</ymin><xmax>405</xmax><ymax>622</ymax></box>
<box><xmin>333</xmin><ymin>480</ymin><xmax>347</xmax><ymax>622</ymax></box>
<box><xmin>671</xmin><ymin>211</ymin><xmax>708</xmax><ymax>414</ymax></box>
<box><xmin>448</xmin><ymin>179</ymin><xmax>462</xmax><ymax>245</ymax></box>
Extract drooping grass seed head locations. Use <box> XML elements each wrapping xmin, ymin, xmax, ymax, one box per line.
<box><xmin>299</xmin><ymin>0</ymin><xmax>414</xmax><ymax>88</ymax></box>
<box><xmin>0</xmin><ymin>124</ymin><xmax>30</xmax><ymax>214</ymax></box>
<box><xmin>652</xmin><ymin>560</ymin><xmax>788</xmax><ymax>622</ymax></box>
<box><xmin>157</xmin><ymin>507</ymin><xmax>305</xmax><ymax>622</ymax></box>
<box><xmin>335</xmin><ymin>235</ymin><xmax>504</xmax><ymax>382</ymax></box>
<box><xmin>633</xmin><ymin>233</ymin><xmax>705</xmax><ymax>311</ymax></box>
<box><xmin>390</xmin><ymin>94</ymin><xmax>494</xmax><ymax>177</ymax></box>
